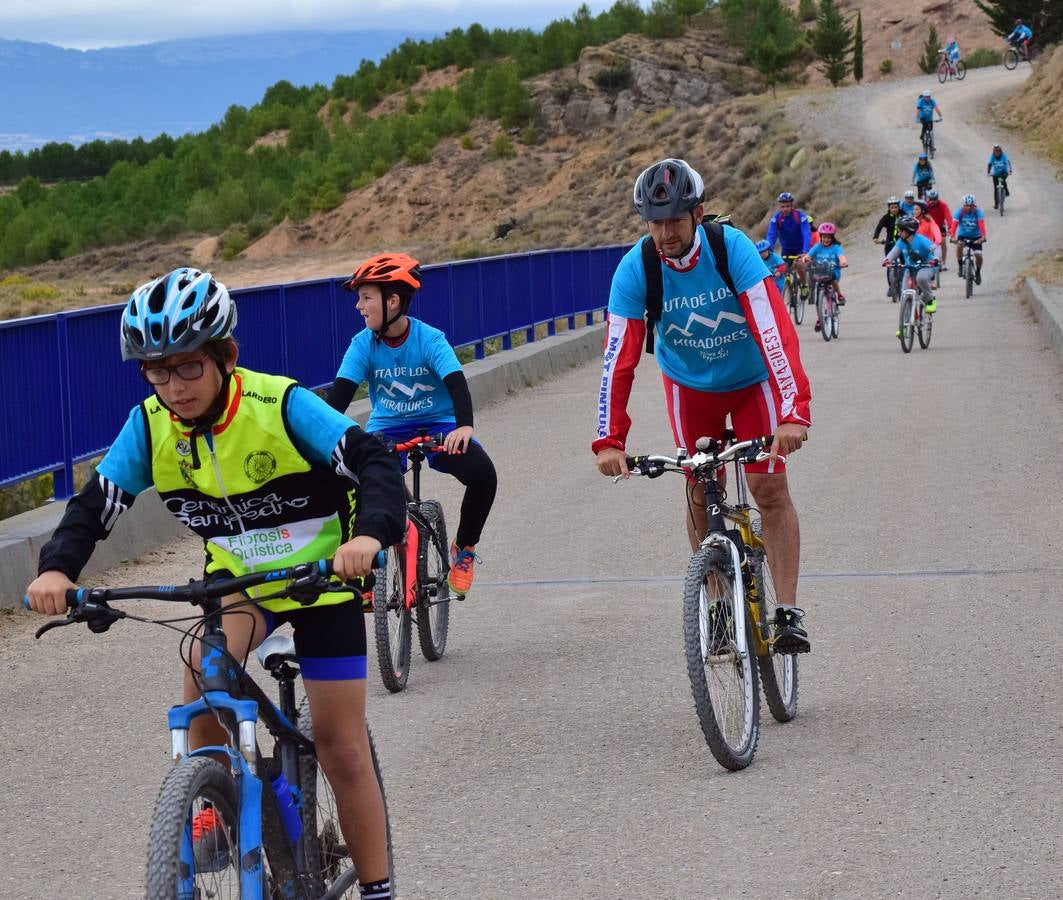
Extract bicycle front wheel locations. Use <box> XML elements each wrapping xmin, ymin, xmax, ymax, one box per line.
<box><xmin>682</xmin><ymin>543</ymin><xmax>760</xmax><ymax>771</ymax></box>
<box><xmin>788</xmin><ymin>279</ymin><xmax>804</xmax><ymax>325</ymax></box>
<box><xmin>298</xmin><ymin>697</ymin><xmax>393</xmax><ymax>898</ymax></box>
<box><xmin>1003</xmin><ymin>48</ymin><xmax>1018</xmax><ymax>70</ymax></box>
<box><xmin>899</xmin><ymin>296</ymin><xmax>915</xmax><ymax>352</ymax></box>
<box><xmin>998</xmin><ymin>184</ymin><xmax>1006</xmax><ymax>216</ymax></box>
<box><xmin>955</xmin><ymin>60</ymin><xmax>966</xmax><ymax>80</ymax></box>
<box><xmin>145</xmin><ymin>757</ymin><xmax>243</xmax><ymax>900</ymax></box>
<box><xmin>749</xmin><ymin>547</ymin><xmax>798</xmax><ymax>722</ymax></box>
<box><xmin>374</xmin><ymin>543</ymin><xmax>412</xmax><ymax>692</ymax></box>
<box><xmin>937</xmin><ymin>61</ymin><xmax>948</xmax><ymax>83</ymax></box>
<box><xmin>815</xmin><ymin>287</ymin><xmax>830</xmax><ymax>342</ymax></box>
<box><xmin>918</xmin><ymin>303</ymin><xmax>933</xmax><ymax>349</ymax></box>
<box><xmin>965</xmin><ymin>256</ymin><xmax>974</xmax><ymax>298</ymax></box>
<box><xmin>416</xmin><ymin>500</ymin><xmax>451</xmax><ymax>661</ymax></box>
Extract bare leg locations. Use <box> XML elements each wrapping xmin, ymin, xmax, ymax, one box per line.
<box><xmin>303</xmin><ymin>678</ymin><xmax>389</xmax><ymax>883</ymax></box>
<box><xmin>745</xmin><ymin>472</ymin><xmax>800</xmax><ymax>605</ymax></box>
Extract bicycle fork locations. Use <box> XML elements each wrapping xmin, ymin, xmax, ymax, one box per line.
<box><xmin>699</xmin><ymin>482</ymin><xmax>751</xmax><ymax>660</ymax></box>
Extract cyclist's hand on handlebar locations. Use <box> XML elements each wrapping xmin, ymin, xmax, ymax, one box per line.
<box><xmin>442</xmin><ymin>425</ymin><xmax>474</xmax><ymax>455</ymax></box>
<box><xmin>771</xmin><ymin>423</ymin><xmax>807</xmax><ymax>460</ymax></box>
<box><xmin>596</xmin><ymin>446</ymin><xmax>630</xmax><ymax>479</ymax></box>
<box><xmin>25</xmin><ymin>570</ymin><xmax>77</xmax><ymax>616</ymax></box>
<box><xmin>333</xmin><ymin>535</ymin><xmax>384</xmax><ymax>580</ymax></box>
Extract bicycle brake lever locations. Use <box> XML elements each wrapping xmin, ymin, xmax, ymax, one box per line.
<box><xmin>34</xmin><ymin>617</ymin><xmax>75</xmax><ymax>639</ymax></box>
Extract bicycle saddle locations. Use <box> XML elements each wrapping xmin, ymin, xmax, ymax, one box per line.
<box><xmin>257</xmin><ymin>633</ymin><xmax>297</xmax><ymax>670</ymax></box>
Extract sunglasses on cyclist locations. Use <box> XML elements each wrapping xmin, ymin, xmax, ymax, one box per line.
<box><xmin>140</xmin><ymin>356</ymin><xmax>210</xmax><ymax>385</ymax></box>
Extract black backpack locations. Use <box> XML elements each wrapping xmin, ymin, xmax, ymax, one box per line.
<box><xmin>641</xmin><ymin>217</ymin><xmax>737</xmax><ymax>354</ymax></box>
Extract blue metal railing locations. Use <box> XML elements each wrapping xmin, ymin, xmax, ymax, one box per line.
<box><xmin>1</xmin><ymin>244</ymin><xmax>626</xmax><ymax>496</ymax></box>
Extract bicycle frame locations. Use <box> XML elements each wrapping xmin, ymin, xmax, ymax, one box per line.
<box><xmin>44</xmin><ymin>560</ymin><xmax>363</xmax><ymax>900</ymax></box>
<box><xmin>394</xmin><ymin>435</ymin><xmax>449</xmax><ymax>611</ymax></box>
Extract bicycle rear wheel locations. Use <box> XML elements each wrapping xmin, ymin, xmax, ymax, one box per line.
<box><xmin>749</xmin><ymin>546</ymin><xmax>798</xmax><ymax>722</ymax></box>
<box><xmin>815</xmin><ymin>287</ymin><xmax>830</xmax><ymax>342</ymax></box>
<box><xmin>899</xmin><ymin>295</ymin><xmax>915</xmax><ymax>352</ymax></box>
<box><xmin>955</xmin><ymin>60</ymin><xmax>966</xmax><ymax>80</ymax></box>
<box><xmin>1004</xmin><ymin>48</ymin><xmax>1018</xmax><ymax>70</ymax></box>
<box><xmin>682</xmin><ymin>543</ymin><xmax>760</xmax><ymax>771</ymax></box>
<box><xmin>373</xmin><ymin>543</ymin><xmax>412</xmax><ymax>692</ymax></box>
<box><xmin>298</xmin><ymin>697</ymin><xmax>393</xmax><ymax>898</ymax></box>
<box><xmin>145</xmin><ymin>757</ymin><xmax>242</xmax><ymax>900</ymax></box>
<box><xmin>416</xmin><ymin>500</ymin><xmax>451</xmax><ymax>661</ymax></box>
<box><xmin>917</xmin><ymin>301</ymin><xmax>933</xmax><ymax>349</ymax></box>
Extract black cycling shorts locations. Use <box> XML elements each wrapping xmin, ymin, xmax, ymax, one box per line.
<box><xmin>260</xmin><ymin>600</ymin><xmax>368</xmax><ymax>681</ymax></box>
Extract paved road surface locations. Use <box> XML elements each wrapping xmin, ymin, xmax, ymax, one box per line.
<box><xmin>4</xmin><ymin>66</ymin><xmax>1062</xmax><ymax>898</ymax></box>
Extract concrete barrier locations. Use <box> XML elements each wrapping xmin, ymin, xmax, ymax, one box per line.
<box><xmin>1020</xmin><ymin>276</ymin><xmax>1063</xmax><ymax>365</ymax></box>
<box><xmin>0</xmin><ymin>321</ymin><xmax>607</xmax><ymax>608</ymax></box>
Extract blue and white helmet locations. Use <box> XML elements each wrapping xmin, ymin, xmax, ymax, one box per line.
<box><xmin>121</xmin><ymin>267</ymin><xmax>236</xmax><ymax>361</ymax></box>
<box><xmin>755</xmin><ymin>239</ymin><xmax>771</xmax><ymax>253</ymax></box>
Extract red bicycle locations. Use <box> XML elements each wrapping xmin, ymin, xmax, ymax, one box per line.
<box><xmin>372</xmin><ymin>433</ymin><xmax>453</xmax><ymax>692</ymax></box>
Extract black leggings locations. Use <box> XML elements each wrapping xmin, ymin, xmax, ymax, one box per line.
<box><xmin>990</xmin><ymin>173</ymin><xmax>1010</xmax><ymax>196</ymax></box>
<box><xmin>431</xmin><ymin>442</ymin><xmax>497</xmax><ymax>548</ymax></box>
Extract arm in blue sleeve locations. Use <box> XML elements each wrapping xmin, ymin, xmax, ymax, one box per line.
<box><xmin>800</xmin><ymin>216</ymin><xmax>811</xmax><ymax>253</ymax></box>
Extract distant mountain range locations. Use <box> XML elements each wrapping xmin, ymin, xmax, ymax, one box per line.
<box><xmin>0</xmin><ymin>31</ymin><xmax>436</xmax><ymax>152</ymax></box>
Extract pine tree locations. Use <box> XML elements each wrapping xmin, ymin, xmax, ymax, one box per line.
<box><xmin>853</xmin><ymin>11</ymin><xmax>864</xmax><ymax>83</ymax></box>
<box><xmin>746</xmin><ymin>0</ymin><xmax>806</xmax><ymax>97</ymax></box>
<box><xmin>918</xmin><ymin>24</ymin><xmax>940</xmax><ymax>74</ymax></box>
<box><xmin>810</xmin><ymin>0</ymin><xmax>853</xmax><ymax>87</ymax></box>
<box><xmin>798</xmin><ymin>0</ymin><xmax>817</xmax><ymax>23</ymax></box>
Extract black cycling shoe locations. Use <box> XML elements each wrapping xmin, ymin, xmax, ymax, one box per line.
<box><xmin>772</xmin><ymin>606</ymin><xmax>811</xmax><ymax>655</ymax></box>
<box><xmin>975</xmin><ymin>270</ymin><xmax>981</xmax><ymax>285</ymax></box>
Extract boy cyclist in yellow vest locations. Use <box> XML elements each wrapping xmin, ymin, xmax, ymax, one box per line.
<box><xmin>328</xmin><ymin>253</ymin><xmax>498</xmax><ymax>597</ymax></box>
<box><xmin>25</xmin><ymin>267</ymin><xmax>405</xmax><ymax>899</ymax></box>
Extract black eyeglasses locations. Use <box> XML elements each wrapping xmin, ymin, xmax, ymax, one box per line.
<box><xmin>140</xmin><ymin>356</ymin><xmax>209</xmax><ymax>385</ymax></box>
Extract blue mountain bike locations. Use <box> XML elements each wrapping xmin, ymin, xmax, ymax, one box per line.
<box><xmin>28</xmin><ymin>558</ymin><xmax>392</xmax><ymax>899</ymax></box>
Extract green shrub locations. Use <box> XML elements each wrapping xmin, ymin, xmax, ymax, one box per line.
<box><xmin>519</xmin><ymin>125</ymin><xmax>542</xmax><ymax>145</ymax></box>
<box><xmin>459</xmin><ymin>135</ymin><xmax>476</xmax><ymax>150</ymax></box>
<box><xmin>0</xmin><ymin>274</ymin><xmax>30</xmax><ymax>286</ymax></box>
<box><xmin>965</xmin><ymin>47</ymin><xmax>1002</xmax><ymax>68</ymax></box>
<box><xmin>155</xmin><ymin>215</ymin><xmax>183</xmax><ymax>240</ymax></box>
<box><xmin>879</xmin><ymin>58</ymin><xmax>893</xmax><ymax>75</ymax></box>
<box><xmin>406</xmin><ymin>142</ymin><xmax>432</xmax><ymax>165</ymax></box>
<box><xmin>20</xmin><ymin>283</ymin><xmax>61</xmax><ymax>300</ymax></box>
<box><xmin>486</xmin><ymin>134</ymin><xmax>516</xmax><ymax>160</ymax></box>
<box><xmin>591</xmin><ymin>61</ymin><xmax>633</xmax><ymax>91</ymax></box>
<box><xmin>221</xmin><ymin>229</ymin><xmax>249</xmax><ymax>261</ymax></box>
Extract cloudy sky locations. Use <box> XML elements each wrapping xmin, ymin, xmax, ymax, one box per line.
<box><xmin>0</xmin><ymin>0</ymin><xmax>619</xmax><ymax>49</ymax></box>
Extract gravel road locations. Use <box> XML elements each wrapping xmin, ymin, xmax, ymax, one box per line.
<box><xmin>3</xmin><ymin>65</ymin><xmax>1062</xmax><ymax>899</ymax></box>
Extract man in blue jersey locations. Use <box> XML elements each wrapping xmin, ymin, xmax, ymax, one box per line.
<box><xmin>987</xmin><ymin>144</ymin><xmax>1013</xmax><ymax>207</ymax></box>
<box><xmin>1006</xmin><ymin>19</ymin><xmax>1033</xmax><ymax>58</ymax></box>
<box><xmin>765</xmin><ymin>191</ymin><xmax>813</xmax><ymax>299</ymax></box>
<box><xmin>593</xmin><ymin>158</ymin><xmax>812</xmax><ymax>653</ymax></box>
<box><xmin>949</xmin><ymin>194</ymin><xmax>987</xmax><ymax>283</ymax></box>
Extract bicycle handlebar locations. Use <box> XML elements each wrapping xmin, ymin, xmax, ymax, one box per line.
<box><xmin>24</xmin><ymin>554</ymin><xmax>386</xmax><ymax>638</ymax></box>
<box><xmin>623</xmin><ymin>434</ymin><xmax>780</xmax><ymax>480</ymax></box>
<box><xmin>382</xmin><ymin>433</ymin><xmax>446</xmax><ymax>453</ymax></box>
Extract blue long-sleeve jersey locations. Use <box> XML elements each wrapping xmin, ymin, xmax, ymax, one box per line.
<box><xmin>913</xmin><ymin>162</ymin><xmax>935</xmax><ymax>185</ymax></box>
<box><xmin>1007</xmin><ymin>24</ymin><xmax>1032</xmax><ymax>42</ymax></box>
<box><xmin>916</xmin><ymin>97</ymin><xmax>939</xmax><ymax>123</ymax></box>
<box><xmin>765</xmin><ymin>209</ymin><xmax>812</xmax><ymax>256</ymax></box>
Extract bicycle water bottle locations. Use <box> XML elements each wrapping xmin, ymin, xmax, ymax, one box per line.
<box><xmin>270</xmin><ymin>771</ymin><xmax>303</xmax><ymax>844</ymax></box>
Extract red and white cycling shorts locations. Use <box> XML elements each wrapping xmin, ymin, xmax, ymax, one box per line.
<box><xmin>662</xmin><ymin>374</ymin><xmax>785</xmax><ymax>475</ymax></box>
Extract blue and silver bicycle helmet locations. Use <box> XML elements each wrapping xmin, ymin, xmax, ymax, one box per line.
<box><xmin>962</xmin><ymin>194</ymin><xmax>976</xmax><ymax>206</ymax></box>
<box><xmin>777</xmin><ymin>191</ymin><xmax>795</xmax><ymax>203</ymax></box>
<box><xmin>121</xmin><ymin>267</ymin><xmax>236</xmax><ymax>361</ymax></box>
<box><xmin>755</xmin><ymin>239</ymin><xmax>771</xmax><ymax>253</ymax></box>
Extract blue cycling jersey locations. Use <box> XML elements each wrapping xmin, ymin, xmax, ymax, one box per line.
<box><xmin>762</xmin><ymin>250</ymin><xmax>786</xmax><ymax>295</ymax></box>
<box><xmin>953</xmin><ymin>206</ymin><xmax>985</xmax><ymax>240</ymax></box>
<box><xmin>913</xmin><ymin>162</ymin><xmax>935</xmax><ymax>184</ymax></box>
<box><xmin>988</xmin><ymin>153</ymin><xmax>1011</xmax><ymax>175</ymax></box>
<box><xmin>1007</xmin><ymin>25</ymin><xmax>1032</xmax><ymax>42</ymax></box>
<box><xmin>893</xmin><ymin>233</ymin><xmax>936</xmax><ymax>267</ymax></box>
<box><xmin>609</xmin><ymin>224</ymin><xmax>770</xmax><ymax>392</ymax></box>
<box><xmin>945</xmin><ymin>42</ymin><xmax>960</xmax><ymax>63</ymax></box>
<box><xmin>336</xmin><ymin>317</ymin><xmax>462</xmax><ymax>432</ymax></box>
<box><xmin>808</xmin><ymin>242</ymin><xmax>846</xmax><ymax>281</ymax></box>
<box><xmin>765</xmin><ymin>209</ymin><xmax>812</xmax><ymax>255</ymax></box>
<box><xmin>916</xmin><ymin>97</ymin><xmax>938</xmax><ymax>123</ymax></box>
